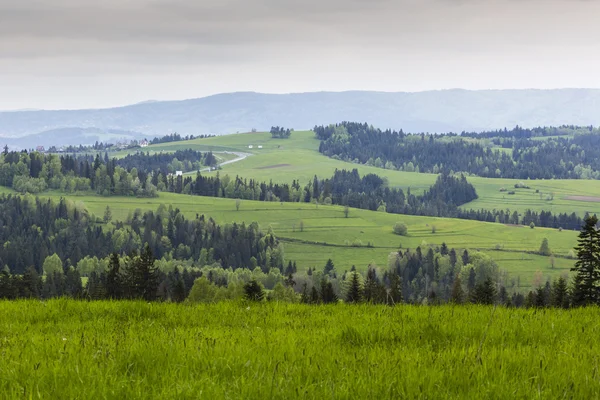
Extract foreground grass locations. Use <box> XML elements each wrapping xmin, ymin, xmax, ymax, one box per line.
<box><xmin>1</xmin><ymin>300</ymin><xmax>599</xmax><ymax>399</ymax></box>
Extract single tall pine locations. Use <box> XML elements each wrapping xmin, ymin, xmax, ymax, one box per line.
<box><xmin>572</xmin><ymin>215</ymin><xmax>600</xmax><ymax>306</ymax></box>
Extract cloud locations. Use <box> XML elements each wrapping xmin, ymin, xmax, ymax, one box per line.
<box><xmin>0</xmin><ymin>0</ymin><xmax>599</xmax><ymax>109</ymax></box>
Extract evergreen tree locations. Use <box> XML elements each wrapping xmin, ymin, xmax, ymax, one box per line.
<box><xmin>21</xmin><ymin>266</ymin><xmax>42</xmax><ymax>298</ymax></box>
<box><xmin>571</xmin><ymin>215</ymin><xmax>600</xmax><ymax>306</ymax></box>
<box><xmin>320</xmin><ymin>278</ymin><xmax>338</xmax><ymax>304</ymax></box>
<box><xmin>450</xmin><ymin>274</ymin><xmax>464</xmax><ymax>304</ymax></box>
<box><xmin>106</xmin><ymin>253</ymin><xmax>123</xmax><ymax>299</ymax></box>
<box><xmin>103</xmin><ymin>206</ymin><xmax>112</xmax><ymax>224</ymax></box>
<box><xmin>172</xmin><ymin>278</ymin><xmax>186</xmax><ymax>303</ymax></box>
<box><xmin>346</xmin><ymin>272</ymin><xmax>363</xmax><ymax>303</ymax></box>
<box><xmin>324</xmin><ymin>259</ymin><xmax>335</xmax><ymax>275</ymax></box>
<box><xmin>387</xmin><ymin>270</ymin><xmax>403</xmax><ymax>305</ymax></box>
<box><xmin>126</xmin><ymin>245</ymin><xmax>160</xmax><ymax>301</ymax></box>
<box><xmin>310</xmin><ymin>286</ymin><xmax>320</xmax><ymax>304</ymax></box>
<box><xmin>243</xmin><ymin>279</ymin><xmax>265</xmax><ymax>301</ymax></box>
<box><xmin>462</xmin><ymin>249</ymin><xmax>470</xmax><ymax>266</ymax></box>
<box><xmin>551</xmin><ymin>276</ymin><xmax>569</xmax><ymax>308</ymax></box>
<box><xmin>471</xmin><ymin>278</ymin><xmax>497</xmax><ymax>305</ymax></box>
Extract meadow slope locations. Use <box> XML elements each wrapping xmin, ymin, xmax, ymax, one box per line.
<box><xmin>134</xmin><ymin>130</ymin><xmax>600</xmax><ymax>216</ymax></box>
<box><xmin>0</xmin><ymin>187</ymin><xmax>575</xmax><ymax>288</ymax></box>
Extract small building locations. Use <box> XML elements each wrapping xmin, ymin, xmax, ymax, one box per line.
<box><xmin>258</xmin><ymin>145</ymin><xmax>263</xmax><ymax>149</ymax></box>
<box><xmin>175</xmin><ymin>171</ymin><xmax>183</xmax><ymax>177</ymax></box>
<box><xmin>248</xmin><ymin>145</ymin><xmax>254</xmax><ymax>149</ymax></box>
<box><xmin>35</xmin><ymin>145</ymin><xmax>45</xmax><ymax>152</ymax></box>
<box><xmin>140</xmin><ymin>139</ymin><xmax>149</xmax><ymax>148</ymax></box>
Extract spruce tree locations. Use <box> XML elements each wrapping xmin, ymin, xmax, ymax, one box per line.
<box><xmin>387</xmin><ymin>270</ymin><xmax>403</xmax><ymax>305</ymax></box>
<box><xmin>324</xmin><ymin>259</ymin><xmax>335</xmax><ymax>275</ymax></box>
<box><xmin>243</xmin><ymin>279</ymin><xmax>265</xmax><ymax>301</ymax></box>
<box><xmin>450</xmin><ymin>275</ymin><xmax>464</xmax><ymax>304</ymax></box>
<box><xmin>172</xmin><ymin>278</ymin><xmax>186</xmax><ymax>303</ymax></box>
<box><xmin>346</xmin><ymin>272</ymin><xmax>363</xmax><ymax>303</ymax></box>
<box><xmin>471</xmin><ymin>278</ymin><xmax>497</xmax><ymax>305</ymax></box>
<box><xmin>106</xmin><ymin>253</ymin><xmax>123</xmax><ymax>299</ymax></box>
<box><xmin>571</xmin><ymin>215</ymin><xmax>600</xmax><ymax>306</ymax></box>
<box><xmin>551</xmin><ymin>276</ymin><xmax>569</xmax><ymax>308</ymax></box>
<box><xmin>320</xmin><ymin>278</ymin><xmax>338</xmax><ymax>304</ymax></box>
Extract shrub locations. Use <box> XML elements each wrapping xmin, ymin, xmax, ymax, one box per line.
<box><xmin>508</xmin><ymin>191</ymin><xmax>516</xmax><ymax>195</ymax></box>
<box><xmin>530</xmin><ymin>222</ymin><xmax>535</xmax><ymax>229</ymax></box>
<box><xmin>393</xmin><ymin>222</ymin><xmax>408</xmax><ymax>236</ymax></box>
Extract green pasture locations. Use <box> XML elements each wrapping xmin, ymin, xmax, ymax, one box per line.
<box><xmin>139</xmin><ymin>130</ymin><xmax>600</xmax><ymax>216</ymax></box>
<box><xmin>4</xmin><ymin>188</ymin><xmax>575</xmax><ymax>288</ymax></box>
<box><xmin>2</xmin><ymin>300</ymin><xmax>600</xmax><ymax>399</ymax></box>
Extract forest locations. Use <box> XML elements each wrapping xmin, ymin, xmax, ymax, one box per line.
<box><xmin>315</xmin><ymin>122</ymin><xmax>600</xmax><ymax>179</ymax></box>
<box><xmin>0</xmin><ymin>194</ymin><xmax>284</xmax><ymax>275</ymax></box>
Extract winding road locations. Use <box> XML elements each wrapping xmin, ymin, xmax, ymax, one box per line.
<box><xmin>197</xmin><ymin>151</ymin><xmax>252</xmax><ymax>173</ymax></box>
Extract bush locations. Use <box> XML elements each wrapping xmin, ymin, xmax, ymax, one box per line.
<box><xmin>393</xmin><ymin>222</ymin><xmax>408</xmax><ymax>236</ymax></box>
<box><xmin>507</xmin><ymin>191</ymin><xmax>516</xmax><ymax>195</ymax></box>
<box><xmin>530</xmin><ymin>222</ymin><xmax>535</xmax><ymax>229</ymax></box>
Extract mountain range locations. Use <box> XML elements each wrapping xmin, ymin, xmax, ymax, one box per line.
<box><xmin>1</xmin><ymin>89</ymin><xmax>600</xmax><ymax>149</ymax></box>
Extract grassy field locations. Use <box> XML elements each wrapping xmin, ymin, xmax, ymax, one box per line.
<box><xmin>2</xmin><ymin>300</ymin><xmax>600</xmax><ymax>399</ymax></box>
<box><xmin>126</xmin><ymin>130</ymin><xmax>600</xmax><ymax>216</ymax></box>
<box><xmin>0</xmin><ymin>187</ymin><xmax>575</xmax><ymax>288</ymax></box>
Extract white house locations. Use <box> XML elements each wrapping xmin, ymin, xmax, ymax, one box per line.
<box><xmin>248</xmin><ymin>145</ymin><xmax>254</xmax><ymax>149</ymax></box>
<box><xmin>175</xmin><ymin>171</ymin><xmax>183</xmax><ymax>177</ymax></box>
<box><xmin>140</xmin><ymin>139</ymin><xmax>149</xmax><ymax>148</ymax></box>
<box><xmin>258</xmin><ymin>145</ymin><xmax>263</xmax><ymax>149</ymax></box>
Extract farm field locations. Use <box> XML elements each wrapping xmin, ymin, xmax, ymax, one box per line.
<box><xmin>0</xmin><ymin>187</ymin><xmax>576</xmax><ymax>288</ymax></box>
<box><xmin>1</xmin><ymin>300</ymin><xmax>600</xmax><ymax>399</ymax></box>
<box><xmin>128</xmin><ymin>130</ymin><xmax>600</xmax><ymax>216</ymax></box>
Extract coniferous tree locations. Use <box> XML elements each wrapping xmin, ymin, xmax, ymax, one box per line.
<box><xmin>346</xmin><ymin>272</ymin><xmax>363</xmax><ymax>303</ymax></box>
<box><xmin>450</xmin><ymin>274</ymin><xmax>464</xmax><ymax>304</ymax></box>
<box><xmin>324</xmin><ymin>259</ymin><xmax>335</xmax><ymax>275</ymax></box>
<box><xmin>106</xmin><ymin>253</ymin><xmax>123</xmax><ymax>299</ymax></box>
<box><xmin>471</xmin><ymin>278</ymin><xmax>497</xmax><ymax>305</ymax></box>
<box><xmin>387</xmin><ymin>270</ymin><xmax>403</xmax><ymax>305</ymax></box>
<box><xmin>172</xmin><ymin>278</ymin><xmax>186</xmax><ymax>303</ymax></box>
<box><xmin>551</xmin><ymin>276</ymin><xmax>569</xmax><ymax>308</ymax></box>
<box><xmin>243</xmin><ymin>279</ymin><xmax>265</xmax><ymax>301</ymax></box>
<box><xmin>320</xmin><ymin>278</ymin><xmax>338</xmax><ymax>304</ymax></box>
<box><xmin>571</xmin><ymin>215</ymin><xmax>600</xmax><ymax>306</ymax></box>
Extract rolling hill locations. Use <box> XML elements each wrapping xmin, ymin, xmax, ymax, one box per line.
<box><xmin>2</xmin><ymin>89</ymin><xmax>600</xmax><ymax>148</ymax></box>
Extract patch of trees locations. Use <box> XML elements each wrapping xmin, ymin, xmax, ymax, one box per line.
<box><xmin>315</xmin><ymin>122</ymin><xmax>600</xmax><ymax>179</ymax></box>
<box><xmin>150</xmin><ymin>133</ymin><xmax>214</xmax><ymax>145</ymax></box>
<box><xmin>114</xmin><ymin>150</ymin><xmax>217</xmax><ymax>174</ymax></box>
<box><xmin>270</xmin><ymin>126</ymin><xmax>292</xmax><ymax>139</ymax></box>
<box><xmin>0</xmin><ymin>150</ymin><xmax>158</xmax><ymax>196</ymax></box>
<box><xmin>0</xmin><ymin>194</ymin><xmax>284</xmax><ymax>275</ymax></box>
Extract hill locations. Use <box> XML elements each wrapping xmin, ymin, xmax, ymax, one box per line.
<box><xmin>140</xmin><ymin>130</ymin><xmax>600</xmax><ymax>217</ymax></box>
<box><xmin>2</xmin><ymin>89</ymin><xmax>600</xmax><ymax>147</ymax></box>
<box><xmin>1</xmin><ymin>127</ymin><xmax>146</xmax><ymax>149</ymax></box>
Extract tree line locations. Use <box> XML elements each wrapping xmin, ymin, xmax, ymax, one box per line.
<box><xmin>0</xmin><ymin>194</ymin><xmax>284</xmax><ymax>275</ymax></box>
<box><xmin>270</xmin><ymin>126</ymin><xmax>293</xmax><ymax>139</ymax></box>
<box><xmin>315</xmin><ymin>122</ymin><xmax>600</xmax><ymax>180</ymax></box>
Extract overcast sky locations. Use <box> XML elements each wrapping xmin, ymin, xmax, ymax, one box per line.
<box><xmin>1</xmin><ymin>0</ymin><xmax>600</xmax><ymax>110</ymax></box>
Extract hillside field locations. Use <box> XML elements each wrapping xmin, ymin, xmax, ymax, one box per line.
<box><xmin>0</xmin><ymin>187</ymin><xmax>576</xmax><ymax>288</ymax></box>
<box><xmin>1</xmin><ymin>300</ymin><xmax>600</xmax><ymax>399</ymax></box>
<box><xmin>130</xmin><ymin>130</ymin><xmax>600</xmax><ymax>216</ymax></box>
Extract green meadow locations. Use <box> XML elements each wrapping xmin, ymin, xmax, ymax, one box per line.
<box><xmin>0</xmin><ymin>187</ymin><xmax>575</xmax><ymax>288</ymax></box>
<box><xmin>130</xmin><ymin>130</ymin><xmax>600</xmax><ymax>216</ymax></box>
<box><xmin>2</xmin><ymin>300</ymin><xmax>600</xmax><ymax>399</ymax></box>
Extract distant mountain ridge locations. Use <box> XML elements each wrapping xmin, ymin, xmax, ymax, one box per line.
<box><xmin>2</xmin><ymin>89</ymin><xmax>600</xmax><ymax>148</ymax></box>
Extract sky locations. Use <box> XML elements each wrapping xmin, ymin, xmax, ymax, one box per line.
<box><xmin>1</xmin><ymin>0</ymin><xmax>600</xmax><ymax>110</ymax></box>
